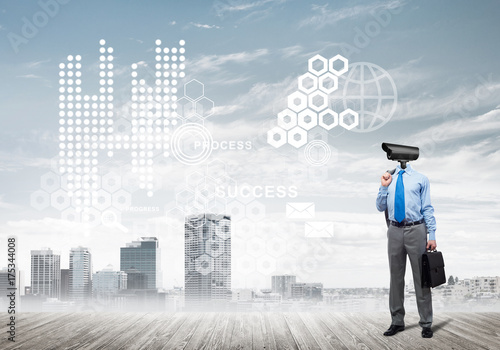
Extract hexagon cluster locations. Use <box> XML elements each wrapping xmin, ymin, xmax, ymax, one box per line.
<box><xmin>167</xmin><ymin>159</ymin><xmax>231</xmax><ymax>223</ymax></box>
<box><xmin>31</xmin><ymin>167</ymin><xmax>132</xmax><ymax>228</ymax></box>
<box><xmin>267</xmin><ymin>54</ymin><xmax>359</xmax><ymax>148</ymax></box>
<box><xmin>174</xmin><ymin>79</ymin><xmax>214</xmax><ymax>124</ymax></box>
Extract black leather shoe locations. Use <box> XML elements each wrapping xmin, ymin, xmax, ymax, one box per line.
<box><xmin>422</xmin><ymin>327</ymin><xmax>433</xmax><ymax>338</ymax></box>
<box><xmin>383</xmin><ymin>325</ymin><xmax>405</xmax><ymax>336</ymax></box>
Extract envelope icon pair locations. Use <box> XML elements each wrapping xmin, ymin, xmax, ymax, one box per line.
<box><xmin>286</xmin><ymin>202</ymin><xmax>315</xmax><ymax>219</ymax></box>
<box><xmin>305</xmin><ymin>222</ymin><xmax>334</xmax><ymax>238</ymax></box>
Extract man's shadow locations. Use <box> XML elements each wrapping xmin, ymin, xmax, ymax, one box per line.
<box><xmin>403</xmin><ymin>319</ymin><xmax>451</xmax><ymax>332</ymax></box>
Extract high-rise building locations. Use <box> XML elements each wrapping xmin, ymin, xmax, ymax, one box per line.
<box><xmin>92</xmin><ymin>265</ymin><xmax>127</xmax><ymax>298</ymax></box>
<box><xmin>30</xmin><ymin>249</ymin><xmax>61</xmax><ymax>299</ymax></box>
<box><xmin>185</xmin><ymin>214</ymin><xmax>231</xmax><ymax>310</ymax></box>
<box><xmin>120</xmin><ymin>237</ymin><xmax>160</xmax><ymax>290</ymax></box>
<box><xmin>60</xmin><ymin>269</ymin><xmax>70</xmax><ymax>301</ymax></box>
<box><xmin>272</xmin><ymin>275</ymin><xmax>296</xmax><ymax>299</ymax></box>
<box><xmin>69</xmin><ymin>247</ymin><xmax>92</xmax><ymax>304</ymax></box>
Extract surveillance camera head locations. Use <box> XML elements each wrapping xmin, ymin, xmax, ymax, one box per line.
<box><xmin>381</xmin><ymin>142</ymin><xmax>419</xmax><ymax>169</ymax></box>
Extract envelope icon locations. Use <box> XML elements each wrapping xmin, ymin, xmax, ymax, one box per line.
<box><xmin>305</xmin><ymin>222</ymin><xmax>334</xmax><ymax>238</ymax></box>
<box><xmin>286</xmin><ymin>202</ymin><xmax>315</xmax><ymax>219</ymax></box>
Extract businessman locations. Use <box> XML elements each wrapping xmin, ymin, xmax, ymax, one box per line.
<box><xmin>376</xmin><ymin>163</ymin><xmax>437</xmax><ymax>338</ymax></box>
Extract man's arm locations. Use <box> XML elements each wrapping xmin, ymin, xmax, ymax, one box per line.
<box><xmin>376</xmin><ymin>172</ymin><xmax>392</xmax><ymax>212</ymax></box>
<box><xmin>420</xmin><ymin>176</ymin><xmax>437</xmax><ymax>249</ymax></box>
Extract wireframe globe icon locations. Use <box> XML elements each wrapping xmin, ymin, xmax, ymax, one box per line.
<box><xmin>334</xmin><ymin>62</ymin><xmax>397</xmax><ymax>133</ymax></box>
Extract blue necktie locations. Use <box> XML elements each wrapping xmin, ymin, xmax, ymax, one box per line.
<box><xmin>394</xmin><ymin>170</ymin><xmax>405</xmax><ymax>223</ymax></box>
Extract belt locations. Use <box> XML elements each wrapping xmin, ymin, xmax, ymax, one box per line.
<box><xmin>390</xmin><ymin>219</ymin><xmax>425</xmax><ymax>227</ymax></box>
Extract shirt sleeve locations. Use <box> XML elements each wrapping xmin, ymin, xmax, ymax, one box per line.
<box><xmin>420</xmin><ymin>176</ymin><xmax>437</xmax><ymax>240</ymax></box>
<box><xmin>376</xmin><ymin>186</ymin><xmax>389</xmax><ymax>212</ymax></box>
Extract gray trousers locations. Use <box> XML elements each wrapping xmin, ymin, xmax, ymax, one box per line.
<box><xmin>387</xmin><ymin>223</ymin><xmax>432</xmax><ymax>328</ymax></box>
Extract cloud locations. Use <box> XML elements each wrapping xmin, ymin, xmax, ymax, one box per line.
<box><xmin>213</xmin><ymin>0</ymin><xmax>287</xmax><ymax>17</ymax></box>
<box><xmin>190</xmin><ymin>22</ymin><xmax>221</xmax><ymax>29</ymax></box>
<box><xmin>299</xmin><ymin>1</ymin><xmax>405</xmax><ymax>29</ymax></box>
<box><xmin>406</xmin><ymin>107</ymin><xmax>500</xmax><ymax>146</ymax></box>
<box><xmin>27</xmin><ymin>59</ymin><xmax>51</xmax><ymax>69</ymax></box>
<box><xmin>189</xmin><ymin>48</ymin><xmax>269</xmax><ymax>73</ymax></box>
<box><xmin>16</xmin><ymin>74</ymin><xmax>42</xmax><ymax>79</ymax></box>
<box><xmin>128</xmin><ymin>37</ymin><xmax>144</xmax><ymax>44</ymax></box>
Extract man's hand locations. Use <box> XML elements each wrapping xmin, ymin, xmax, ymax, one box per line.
<box><xmin>426</xmin><ymin>240</ymin><xmax>437</xmax><ymax>250</ymax></box>
<box><xmin>381</xmin><ymin>172</ymin><xmax>392</xmax><ymax>187</ymax></box>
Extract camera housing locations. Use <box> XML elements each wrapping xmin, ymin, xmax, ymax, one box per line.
<box><xmin>381</xmin><ymin>142</ymin><xmax>419</xmax><ymax>169</ymax></box>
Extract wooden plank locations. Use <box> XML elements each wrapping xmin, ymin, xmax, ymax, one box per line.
<box><xmin>162</xmin><ymin>312</ymin><xmax>204</xmax><ymax>350</ymax></box>
<box><xmin>2</xmin><ymin>312</ymin><xmax>500</xmax><ymax>350</ymax></box>
<box><xmin>228</xmin><ymin>311</ymin><xmax>252</xmax><ymax>350</ymax></box>
<box><xmin>142</xmin><ymin>313</ymin><xmax>191</xmax><ymax>350</ymax></box>
<box><xmin>267</xmin><ymin>312</ymin><xmax>299</xmax><ymax>350</ymax></box>
<box><xmin>261</xmin><ymin>311</ymin><xmax>279</xmax><ymax>350</ymax></box>
<box><xmin>319</xmin><ymin>312</ymin><xmax>372</xmax><ymax>349</ymax></box>
<box><xmin>219</xmin><ymin>312</ymin><xmax>237</xmax><ymax>349</ymax></box>
<box><xmin>203</xmin><ymin>312</ymin><xmax>231</xmax><ymax>350</ymax></box>
<box><xmin>183</xmin><ymin>312</ymin><xmax>218</xmax><ymax>350</ymax></box>
<box><xmin>298</xmin><ymin>312</ymin><xmax>348</xmax><ymax>350</ymax></box>
<box><xmin>282</xmin><ymin>312</ymin><xmax>322</xmax><ymax>349</ymax></box>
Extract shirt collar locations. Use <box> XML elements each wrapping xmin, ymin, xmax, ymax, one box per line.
<box><xmin>396</xmin><ymin>163</ymin><xmax>414</xmax><ymax>176</ymax></box>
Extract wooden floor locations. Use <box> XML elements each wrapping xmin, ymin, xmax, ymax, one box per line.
<box><xmin>2</xmin><ymin>312</ymin><xmax>499</xmax><ymax>350</ymax></box>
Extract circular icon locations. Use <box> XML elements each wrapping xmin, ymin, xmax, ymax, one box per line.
<box><xmin>171</xmin><ymin>123</ymin><xmax>213</xmax><ymax>165</ymax></box>
<box><xmin>336</xmin><ymin>62</ymin><xmax>397</xmax><ymax>133</ymax></box>
<box><xmin>304</xmin><ymin>140</ymin><xmax>331</xmax><ymax>166</ymax></box>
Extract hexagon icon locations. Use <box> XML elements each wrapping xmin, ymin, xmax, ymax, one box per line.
<box><xmin>318</xmin><ymin>72</ymin><xmax>338</xmax><ymax>94</ymax></box>
<box><xmin>206</xmin><ymin>159</ymin><xmax>228</xmax><ymax>180</ymax></box>
<box><xmin>214</xmin><ymin>255</ymin><xmax>231</xmax><ymax>276</ymax></box>
<box><xmin>287</xmin><ymin>91</ymin><xmax>307</xmax><ymax>113</ymax></box>
<box><xmin>184</xmin><ymin>79</ymin><xmax>204</xmax><ymax>101</ymax></box>
<box><xmin>92</xmin><ymin>189</ymin><xmax>112</xmax><ymax>211</ymax></box>
<box><xmin>205</xmin><ymin>237</ymin><xmax>225</xmax><ymax>258</ymax></box>
<box><xmin>339</xmin><ymin>109</ymin><xmax>359</xmax><ymax>130</ymax></box>
<box><xmin>50</xmin><ymin>189</ymin><xmax>71</xmax><ymax>211</ymax></box>
<box><xmin>40</xmin><ymin>172</ymin><xmax>60</xmax><ymax>193</ymax></box>
<box><xmin>226</xmin><ymin>200</ymin><xmax>246</xmax><ymax>222</ymax></box>
<box><xmin>256</xmin><ymin>255</ymin><xmax>276</xmax><ymax>275</ymax></box>
<box><xmin>237</xmin><ymin>254</ymin><xmax>256</xmax><ymax>275</ymax></box>
<box><xmin>176</xmin><ymin>188</ymin><xmax>195</xmax><ymax>208</ymax></box>
<box><xmin>216</xmin><ymin>220</ymin><xmax>231</xmax><ymax>240</ymax></box>
<box><xmin>186</xmin><ymin>113</ymin><xmax>204</xmax><ymax>125</ymax></box>
<box><xmin>102</xmin><ymin>172</ymin><xmax>121</xmax><ymax>193</ymax></box>
<box><xmin>196</xmin><ymin>181</ymin><xmax>217</xmax><ymax>201</ymax></box>
<box><xmin>308</xmin><ymin>91</ymin><xmax>328</xmax><ymax>112</ymax></box>
<box><xmin>267</xmin><ymin>126</ymin><xmax>287</xmax><ymax>148</ymax></box>
<box><xmin>245</xmin><ymin>200</ymin><xmax>266</xmax><ymax>222</ymax></box>
<box><xmin>318</xmin><ymin>109</ymin><xmax>339</xmax><ymax>130</ymax></box>
<box><xmin>246</xmin><ymin>236</ymin><xmax>266</xmax><ymax>258</ymax></box>
<box><xmin>308</xmin><ymin>54</ymin><xmax>328</xmax><ymax>76</ymax></box>
<box><xmin>111</xmin><ymin>189</ymin><xmax>132</xmax><ymax>211</ymax></box>
<box><xmin>298</xmin><ymin>72</ymin><xmax>318</xmax><ymax>94</ymax></box>
<box><xmin>277</xmin><ymin>109</ymin><xmax>297</xmax><ymax>130</ymax></box>
<box><xmin>266</xmin><ymin>237</ymin><xmax>287</xmax><ymax>258</ymax></box>
<box><xmin>329</xmin><ymin>54</ymin><xmax>348</xmax><ymax>76</ymax></box>
<box><xmin>186</xmin><ymin>171</ymin><xmax>205</xmax><ymax>188</ymax></box>
<box><xmin>195</xmin><ymin>97</ymin><xmax>214</xmax><ymax>118</ymax></box>
<box><xmin>174</xmin><ymin>97</ymin><xmax>195</xmax><ymax>118</ymax></box>
<box><xmin>81</xmin><ymin>207</ymin><xmax>101</xmax><ymax>228</ymax></box>
<box><xmin>31</xmin><ymin>190</ymin><xmax>50</xmax><ymax>211</ymax></box>
<box><xmin>287</xmin><ymin>126</ymin><xmax>308</xmax><ymax>149</ymax></box>
<box><xmin>195</xmin><ymin>254</ymin><xmax>214</xmax><ymax>275</ymax></box>
<box><xmin>61</xmin><ymin>207</ymin><xmax>80</xmax><ymax>223</ymax></box>
<box><xmin>298</xmin><ymin>109</ymin><xmax>318</xmax><ymax>131</ymax></box>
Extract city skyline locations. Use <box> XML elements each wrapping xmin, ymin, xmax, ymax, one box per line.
<box><xmin>1</xmin><ymin>1</ymin><xmax>500</xmax><ymax>292</ymax></box>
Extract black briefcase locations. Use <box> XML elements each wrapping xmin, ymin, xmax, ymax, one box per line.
<box><xmin>421</xmin><ymin>250</ymin><xmax>446</xmax><ymax>288</ymax></box>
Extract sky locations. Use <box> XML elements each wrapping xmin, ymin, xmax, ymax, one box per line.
<box><xmin>0</xmin><ymin>0</ymin><xmax>499</xmax><ymax>290</ymax></box>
